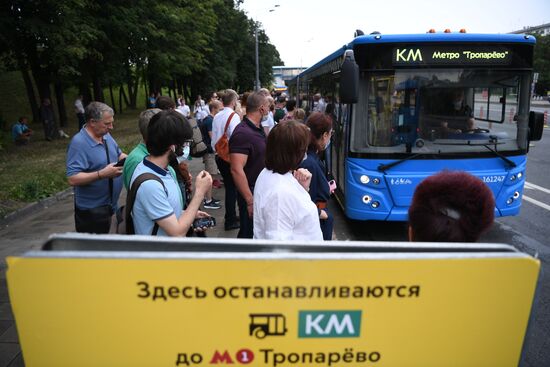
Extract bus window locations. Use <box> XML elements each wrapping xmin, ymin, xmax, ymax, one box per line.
<box><xmin>367</xmin><ymin>75</ymin><xmax>394</xmax><ymax>147</ymax></box>
<box><xmin>351</xmin><ymin>69</ymin><xmax>526</xmax><ymax>155</ymax></box>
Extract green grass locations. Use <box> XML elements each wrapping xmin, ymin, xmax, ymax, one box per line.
<box><xmin>0</xmin><ymin>71</ymin><xmax>145</xmax><ymax>218</ymax></box>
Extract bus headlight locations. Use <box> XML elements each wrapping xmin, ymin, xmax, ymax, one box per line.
<box><xmin>517</xmin><ymin>172</ymin><xmax>523</xmax><ymax>179</ymax></box>
<box><xmin>372</xmin><ymin>178</ymin><xmax>380</xmax><ymax>185</ymax></box>
<box><xmin>513</xmin><ymin>191</ymin><xmax>520</xmax><ymax>199</ymax></box>
<box><xmin>371</xmin><ymin>201</ymin><xmax>380</xmax><ymax>208</ymax></box>
<box><xmin>362</xmin><ymin>195</ymin><xmax>372</xmax><ymax>204</ymax></box>
<box><xmin>360</xmin><ymin>175</ymin><xmax>370</xmax><ymax>184</ymax></box>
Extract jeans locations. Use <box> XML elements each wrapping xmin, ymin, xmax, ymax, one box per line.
<box><xmin>215</xmin><ymin>155</ymin><xmax>238</xmax><ymax>224</ymax></box>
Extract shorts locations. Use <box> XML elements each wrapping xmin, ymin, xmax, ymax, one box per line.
<box><xmin>203</xmin><ymin>152</ymin><xmax>217</xmax><ymax>175</ymax></box>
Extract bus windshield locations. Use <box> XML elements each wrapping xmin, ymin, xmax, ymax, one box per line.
<box><xmin>351</xmin><ymin>69</ymin><xmax>530</xmax><ymax>155</ymax></box>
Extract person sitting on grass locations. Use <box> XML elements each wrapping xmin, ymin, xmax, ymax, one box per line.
<box><xmin>11</xmin><ymin>116</ymin><xmax>33</xmax><ymax>146</ymax></box>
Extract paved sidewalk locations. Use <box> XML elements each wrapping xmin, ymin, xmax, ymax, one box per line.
<box><xmin>0</xmin><ymin>156</ymin><xmax>236</xmax><ymax>366</ymax></box>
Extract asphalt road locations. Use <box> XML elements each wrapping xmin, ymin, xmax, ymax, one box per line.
<box><xmin>331</xmin><ymin>124</ymin><xmax>550</xmax><ymax>367</ymax></box>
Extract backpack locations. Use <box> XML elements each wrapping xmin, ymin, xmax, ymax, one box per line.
<box><xmin>116</xmin><ymin>173</ymin><xmax>166</xmax><ymax>235</ymax></box>
<box><xmin>188</xmin><ymin>117</ymin><xmax>208</xmax><ymax>157</ymax></box>
<box><xmin>197</xmin><ymin>117</ymin><xmax>214</xmax><ymax>154</ymax></box>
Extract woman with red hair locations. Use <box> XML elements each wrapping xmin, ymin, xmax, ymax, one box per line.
<box><xmin>408</xmin><ymin>171</ymin><xmax>495</xmax><ymax>242</ymax></box>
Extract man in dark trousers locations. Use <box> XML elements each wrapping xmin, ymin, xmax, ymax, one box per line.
<box><xmin>39</xmin><ymin>98</ymin><xmax>57</xmax><ymax>141</ymax></box>
<box><xmin>229</xmin><ymin>91</ymin><xmax>269</xmax><ymax>238</ymax></box>
<box><xmin>66</xmin><ymin>102</ymin><xmax>127</xmax><ymax>233</ymax></box>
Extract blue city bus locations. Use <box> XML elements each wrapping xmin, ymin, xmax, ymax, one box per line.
<box><xmin>287</xmin><ymin>32</ymin><xmax>545</xmax><ymax>221</ymax></box>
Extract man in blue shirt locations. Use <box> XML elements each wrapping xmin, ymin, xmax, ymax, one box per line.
<box><xmin>130</xmin><ymin>110</ymin><xmax>213</xmax><ymax>236</ymax></box>
<box><xmin>66</xmin><ymin>102</ymin><xmax>127</xmax><ymax>233</ymax></box>
<box><xmin>11</xmin><ymin>116</ymin><xmax>33</xmax><ymax>146</ymax></box>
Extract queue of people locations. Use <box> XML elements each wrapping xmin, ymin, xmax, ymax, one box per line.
<box><xmin>60</xmin><ymin>90</ymin><xmax>495</xmax><ymax>243</ymax></box>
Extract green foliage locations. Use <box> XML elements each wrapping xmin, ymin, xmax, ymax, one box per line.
<box><xmin>0</xmin><ymin>0</ymin><xmax>283</xmax><ymax>120</ymax></box>
<box><xmin>532</xmin><ymin>34</ymin><xmax>550</xmax><ymax>95</ymax></box>
<box><xmin>10</xmin><ymin>174</ymin><xmax>65</xmax><ymax>201</ymax></box>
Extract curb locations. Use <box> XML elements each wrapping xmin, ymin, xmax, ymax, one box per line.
<box><xmin>0</xmin><ymin>188</ymin><xmax>74</xmax><ymax>228</ymax></box>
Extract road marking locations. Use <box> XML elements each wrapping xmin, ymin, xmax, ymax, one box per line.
<box><xmin>523</xmin><ymin>195</ymin><xmax>550</xmax><ymax>211</ymax></box>
<box><xmin>524</xmin><ymin>181</ymin><xmax>550</xmax><ymax>195</ymax></box>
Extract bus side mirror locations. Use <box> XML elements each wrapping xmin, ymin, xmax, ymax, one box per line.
<box><xmin>340</xmin><ymin>51</ymin><xmax>359</xmax><ymax>104</ymax></box>
<box><xmin>528</xmin><ymin>111</ymin><xmax>544</xmax><ymax>141</ymax></box>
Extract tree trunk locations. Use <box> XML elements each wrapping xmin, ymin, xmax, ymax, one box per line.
<box><xmin>182</xmin><ymin>79</ymin><xmax>191</xmax><ymax>105</ymax></box>
<box><xmin>118</xmin><ymin>86</ymin><xmax>123</xmax><ymax>114</ymax></box>
<box><xmin>92</xmin><ymin>76</ymin><xmax>104</xmax><ymax>102</ymax></box>
<box><xmin>120</xmin><ymin>85</ymin><xmax>129</xmax><ymax>108</ymax></box>
<box><xmin>108</xmin><ymin>81</ymin><xmax>116</xmax><ymax>113</ymax></box>
<box><xmin>32</xmin><ymin>67</ymin><xmax>51</xmax><ymax>104</ymax></box>
<box><xmin>176</xmin><ymin>78</ymin><xmax>183</xmax><ymax>96</ymax></box>
<box><xmin>18</xmin><ymin>58</ymin><xmax>39</xmax><ymax>123</ymax></box>
<box><xmin>130</xmin><ymin>73</ymin><xmax>139</xmax><ymax>108</ymax></box>
<box><xmin>79</xmin><ymin>82</ymin><xmax>92</xmax><ymax>106</ymax></box>
<box><xmin>54</xmin><ymin>81</ymin><xmax>68</xmax><ymax>128</ymax></box>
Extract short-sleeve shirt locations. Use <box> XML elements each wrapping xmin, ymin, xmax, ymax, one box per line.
<box><xmin>130</xmin><ymin>158</ymin><xmax>183</xmax><ymax>236</ymax></box>
<box><xmin>122</xmin><ymin>143</ymin><xmax>182</xmax><ymax>208</ymax></box>
<box><xmin>66</xmin><ymin>129</ymin><xmax>123</xmax><ymax>210</ymax></box>
<box><xmin>253</xmin><ymin>169</ymin><xmax>323</xmax><ymax>240</ymax></box>
<box><xmin>261</xmin><ymin>111</ymin><xmax>275</xmax><ymax>132</ymax></box>
<box><xmin>11</xmin><ymin>122</ymin><xmax>29</xmax><ymax>141</ymax></box>
<box><xmin>176</xmin><ymin>105</ymin><xmax>190</xmax><ymax>118</ymax></box>
<box><xmin>211</xmin><ymin>107</ymin><xmax>241</xmax><ymax>151</ymax></box>
<box><xmin>229</xmin><ymin>117</ymin><xmax>266</xmax><ymax>190</ymax></box>
<box><xmin>200</xmin><ymin>115</ymin><xmax>214</xmax><ymax>152</ymax></box>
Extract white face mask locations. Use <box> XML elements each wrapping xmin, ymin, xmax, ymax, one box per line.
<box><xmin>453</xmin><ymin>100</ymin><xmax>463</xmax><ymax>110</ymax></box>
<box><xmin>176</xmin><ymin>145</ymin><xmax>190</xmax><ymax>163</ymax></box>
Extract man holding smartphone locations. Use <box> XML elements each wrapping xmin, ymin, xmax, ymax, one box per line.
<box><xmin>130</xmin><ymin>110</ymin><xmax>213</xmax><ymax>236</ymax></box>
<box><xmin>66</xmin><ymin>102</ymin><xmax>127</xmax><ymax>233</ymax></box>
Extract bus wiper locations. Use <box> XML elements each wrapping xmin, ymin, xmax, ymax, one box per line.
<box><xmin>483</xmin><ymin>140</ymin><xmax>516</xmax><ymax>168</ymax></box>
<box><xmin>377</xmin><ymin>153</ymin><xmax>424</xmax><ymax>173</ymax></box>
<box><xmin>435</xmin><ymin>137</ymin><xmax>516</xmax><ymax>168</ymax></box>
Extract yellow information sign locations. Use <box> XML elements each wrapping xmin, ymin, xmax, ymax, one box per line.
<box><xmin>7</xmin><ymin>241</ymin><xmax>539</xmax><ymax>367</ymax></box>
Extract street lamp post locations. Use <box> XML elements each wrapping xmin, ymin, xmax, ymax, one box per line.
<box><xmin>255</xmin><ymin>26</ymin><xmax>260</xmax><ymax>91</ymax></box>
<box><xmin>254</xmin><ymin>5</ymin><xmax>279</xmax><ymax>91</ymax></box>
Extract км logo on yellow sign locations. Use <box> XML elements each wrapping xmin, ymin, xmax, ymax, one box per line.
<box><xmin>298</xmin><ymin>311</ymin><xmax>361</xmax><ymax>338</ymax></box>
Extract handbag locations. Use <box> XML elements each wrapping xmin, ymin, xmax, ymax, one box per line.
<box><xmin>214</xmin><ymin>112</ymin><xmax>236</xmax><ymax>163</ymax></box>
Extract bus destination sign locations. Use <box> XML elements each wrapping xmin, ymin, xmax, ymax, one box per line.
<box><xmin>392</xmin><ymin>46</ymin><xmax>512</xmax><ymax>66</ymax></box>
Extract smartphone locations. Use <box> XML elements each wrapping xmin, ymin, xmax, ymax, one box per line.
<box><xmin>192</xmin><ymin>216</ymin><xmax>216</xmax><ymax>229</ymax></box>
<box><xmin>114</xmin><ymin>158</ymin><xmax>126</xmax><ymax>167</ymax></box>
<box><xmin>328</xmin><ymin>179</ymin><xmax>337</xmax><ymax>193</ymax></box>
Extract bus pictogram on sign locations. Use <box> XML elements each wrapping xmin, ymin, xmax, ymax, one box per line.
<box><xmin>249</xmin><ymin>313</ymin><xmax>287</xmax><ymax>339</ymax></box>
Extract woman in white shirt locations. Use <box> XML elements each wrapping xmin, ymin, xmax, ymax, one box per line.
<box><xmin>253</xmin><ymin>120</ymin><xmax>323</xmax><ymax>240</ymax></box>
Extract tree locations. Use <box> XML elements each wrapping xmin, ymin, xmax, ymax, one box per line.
<box><xmin>532</xmin><ymin>34</ymin><xmax>550</xmax><ymax>96</ymax></box>
<box><xmin>0</xmin><ymin>0</ymin><xmax>284</xmax><ymax>123</ymax></box>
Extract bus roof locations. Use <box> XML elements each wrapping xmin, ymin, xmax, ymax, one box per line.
<box><xmin>292</xmin><ymin>33</ymin><xmax>536</xmax><ymax>82</ymax></box>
